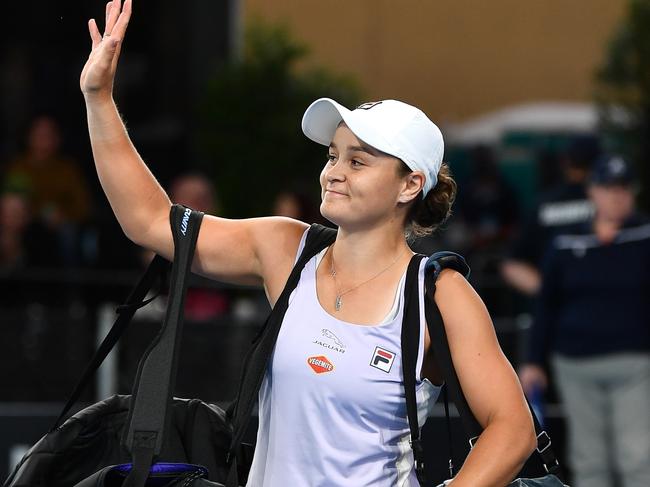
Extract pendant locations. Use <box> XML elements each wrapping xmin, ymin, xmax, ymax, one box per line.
<box><xmin>335</xmin><ymin>295</ymin><xmax>342</xmax><ymax>311</ymax></box>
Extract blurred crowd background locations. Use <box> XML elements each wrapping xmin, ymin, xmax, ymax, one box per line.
<box><xmin>2</xmin><ymin>0</ymin><xmax>649</xmax><ymax>484</ymax></box>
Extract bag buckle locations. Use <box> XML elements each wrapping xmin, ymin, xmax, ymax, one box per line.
<box><xmin>543</xmin><ymin>457</ymin><xmax>560</xmax><ymax>474</ymax></box>
<box><xmin>536</xmin><ymin>431</ymin><xmax>560</xmax><ymax>473</ymax></box>
<box><xmin>469</xmin><ymin>435</ymin><xmax>479</xmax><ymax>449</ymax></box>
<box><xmin>410</xmin><ymin>439</ymin><xmax>425</xmax><ymax>472</ymax></box>
<box><xmin>536</xmin><ymin>430</ymin><xmax>551</xmax><ymax>454</ymax></box>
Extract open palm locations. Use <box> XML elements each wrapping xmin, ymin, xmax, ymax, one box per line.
<box><xmin>80</xmin><ymin>0</ymin><xmax>132</xmax><ymax>99</ymax></box>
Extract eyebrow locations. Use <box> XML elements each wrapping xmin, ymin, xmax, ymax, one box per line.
<box><xmin>329</xmin><ymin>141</ymin><xmax>381</xmax><ymax>157</ymax></box>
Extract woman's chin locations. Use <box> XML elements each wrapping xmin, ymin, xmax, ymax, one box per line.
<box><xmin>320</xmin><ymin>204</ymin><xmax>338</xmax><ymax>224</ymax></box>
<box><xmin>321</xmin><ymin>209</ymin><xmax>369</xmax><ymax>231</ymax></box>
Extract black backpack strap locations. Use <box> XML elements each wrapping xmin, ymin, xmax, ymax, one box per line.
<box><xmin>49</xmin><ymin>254</ymin><xmax>167</xmax><ymax>432</ymax></box>
<box><xmin>422</xmin><ymin>252</ymin><xmax>561</xmax><ymax>475</ymax></box>
<box><xmin>423</xmin><ymin>252</ymin><xmax>482</xmax><ymax>440</ymax></box>
<box><xmin>225</xmin><ymin>223</ymin><xmax>337</xmax><ymax>487</ymax></box>
<box><xmin>121</xmin><ymin>204</ymin><xmax>204</xmax><ymax>487</ymax></box>
<box><xmin>401</xmin><ymin>254</ymin><xmax>428</xmax><ymax>484</ymax></box>
<box><xmin>401</xmin><ymin>251</ymin><xmax>472</xmax><ymax>485</ymax></box>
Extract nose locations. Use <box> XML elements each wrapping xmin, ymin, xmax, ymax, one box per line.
<box><xmin>325</xmin><ymin>159</ymin><xmax>347</xmax><ymax>184</ymax></box>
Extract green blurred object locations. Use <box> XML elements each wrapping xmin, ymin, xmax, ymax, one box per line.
<box><xmin>197</xmin><ymin>20</ymin><xmax>361</xmax><ymax>218</ymax></box>
<box><xmin>499</xmin><ymin>132</ymin><xmax>580</xmax><ymax>212</ymax></box>
<box><xmin>595</xmin><ymin>0</ymin><xmax>650</xmax><ymax>212</ymax></box>
<box><xmin>448</xmin><ymin>132</ymin><xmax>584</xmax><ymax>214</ymax></box>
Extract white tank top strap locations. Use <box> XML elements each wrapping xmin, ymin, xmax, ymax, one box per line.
<box><xmin>293</xmin><ymin>227</ymin><xmax>310</xmax><ymax>265</ymax></box>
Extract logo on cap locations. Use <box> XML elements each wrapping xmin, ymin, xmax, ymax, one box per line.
<box><xmin>370</xmin><ymin>346</ymin><xmax>395</xmax><ymax>373</ymax></box>
<box><xmin>307</xmin><ymin>355</ymin><xmax>334</xmax><ymax>374</ymax></box>
<box><xmin>356</xmin><ymin>101</ymin><xmax>383</xmax><ymax>110</ymax></box>
<box><xmin>608</xmin><ymin>156</ymin><xmax>626</xmax><ymax>176</ymax></box>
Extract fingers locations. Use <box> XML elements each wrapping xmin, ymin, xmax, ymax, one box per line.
<box><xmin>110</xmin><ymin>0</ymin><xmax>132</xmax><ymax>41</ymax></box>
<box><xmin>102</xmin><ymin>0</ymin><xmax>130</xmax><ymax>43</ymax></box>
<box><xmin>105</xmin><ymin>1</ymin><xmax>112</xmax><ymax>31</ymax></box>
<box><xmin>88</xmin><ymin>19</ymin><xmax>102</xmax><ymax>49</ymax></box>
<box><xmin>104</xmin><ymin>0</ymin><xmax>122</xmax><ymax>37</ymax></box>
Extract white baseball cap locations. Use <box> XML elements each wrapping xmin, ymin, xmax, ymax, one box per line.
<box><xmin>301</xmin><ymin>98</ymin><xmax>444</xmax><ymax>196</ymax></box>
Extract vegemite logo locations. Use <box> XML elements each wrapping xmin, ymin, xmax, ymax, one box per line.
<box><xmin>370</xmin><ymin>346</ymin><xmax>395</xmax><ymax>373</ymax></box>
<box><xmin>307</xmin><ymin>355</ymin><xmax>334</xmax><ymax>374</ymax></box>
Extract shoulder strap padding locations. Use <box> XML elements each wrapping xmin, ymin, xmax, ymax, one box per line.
<box><xmin>424</xmin><ymin>251</ymin><xmax>470</xmax><ymax>280</ymax></box>
<box><xmin>402</xmin><ymin>251</ymin><xmax>472</xmax><ymax>484</ymax></box>
<box><xmin>122</xmin><ymin>205</ymin><xmax>204</xmax><ymax>457</ymax></box>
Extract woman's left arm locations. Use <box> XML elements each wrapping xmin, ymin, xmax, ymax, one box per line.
<box><xmin>432</xmin><ymin>269</ymin><xmax>537</xmax><ymax>487</ymax></box>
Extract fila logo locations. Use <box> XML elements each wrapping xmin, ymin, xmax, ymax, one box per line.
<box><xmin>370</xmin><ymin>346</ymin><xmax>395</xmax><ymax>373</ymax></box>
<box><xmin>356</xmin><ymin>101</ymin><xmax>383</xmax><ymax>110</ymax></box>
<box><xmin>307</xmin><ymin>355</ymin><xmax>334</xmax><ymax>374</ymax></box>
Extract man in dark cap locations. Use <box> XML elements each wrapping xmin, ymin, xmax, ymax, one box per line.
<box><xmin>520</xmin><ymin>154</ymin><xmax>650</xmax><ymax>487</ymax></box>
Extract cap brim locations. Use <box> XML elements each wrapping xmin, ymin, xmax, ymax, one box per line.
<box><xmin>301</xmin><ymin>98</ymin><xmax>350</xmax><ymax>146</ymax></box>
<box><xmin>591</xmin><ymin>177</ymin><xmax>634</xmax><ymax>186</ymax></box>
<box><xmin>301</xmin><ymin>98</ymin><xmax>398</xmax><ymax>159</ymax></box>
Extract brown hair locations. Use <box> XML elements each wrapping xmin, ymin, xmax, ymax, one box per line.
<box><xmin>398</xmin><ymin>161</ymin><xmax>457</xmax><ymax>239</ymax></box>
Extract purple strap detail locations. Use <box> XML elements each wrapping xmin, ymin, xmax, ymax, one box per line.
<box><xmin>112</xmin><ymin>462</ymin><xmax>208</xmax><ymax>475</ymax></box>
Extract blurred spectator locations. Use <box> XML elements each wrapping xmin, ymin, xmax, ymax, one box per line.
<box><xmin>170</xmin><ymin>172</ymin><xmax>220</xmax><ymax>214</ymax></box>
<box><xmin>0</xmin><ymin>189</ymin><xmax>60</xmax><ymax>271</ymax></box>
<box><xmin>3</xmin><ymin>115</ymin><xmax>93</xmax><ymax>265</ymax></box>
<box><xmin>0</xmin><ymin>189</ymin><xmax>63</xmax><ymax>307</ymax></box>
<box><xmin>520</xmin><ymin>155</ymin><xmax>650</xmax><ymax>487</ymax></box>
<box><xmin>457</xmin><ymin>145</ymin><xmax>519</xmax><ymax>254</ymax></box>
<box><xmin>500</xmin><ymin>135</ymin><xmax>600</xmax><ymax>296</ymax></box>
<box><xmin>272</xmin><ymin>187</ymin><xmax>324</xmax><ymax>224</ymax></box>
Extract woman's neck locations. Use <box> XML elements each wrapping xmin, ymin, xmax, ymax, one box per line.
<box><xmin>329</xmin><ymin>224</ymin><xmax>412</xmax><ymax>275</ymax></box>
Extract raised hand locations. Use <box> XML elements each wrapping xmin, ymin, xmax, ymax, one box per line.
<box><xmin>80</xmin><ymin>0</ymin><xmax>132</xmax><ymax>101</ymax></box>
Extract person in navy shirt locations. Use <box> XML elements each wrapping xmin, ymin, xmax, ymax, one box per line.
<box><xmin>520</xmin><ymin>154</ymin><xmax>650</xmax><ymax>487</ymax></box>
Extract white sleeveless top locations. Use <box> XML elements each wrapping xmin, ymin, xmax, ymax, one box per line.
<box><xmin>246</xmin><ymin>229</ymin><xmax>440</xmax><ymax>487</ymax></box>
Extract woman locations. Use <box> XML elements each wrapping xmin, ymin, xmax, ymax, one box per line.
<box><xmin>81</xmin><ymin>1</ymin><xmax>536</xmax><ymax>485</ymax></box>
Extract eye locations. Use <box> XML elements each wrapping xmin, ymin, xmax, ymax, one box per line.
<box><xmin>351</xmin><ymin>159</ymin><xmax>363</xmax><ymax>167</ymax></box>
<box><xmin>327</xmin><ymin>153</ymin><xmax>337</xmax><ymax>163</ymax></box>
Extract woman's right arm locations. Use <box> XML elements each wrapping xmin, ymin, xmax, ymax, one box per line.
<box><xmin>81</xmin><ymin>1</ymin><xmax>308</xmax><ymax>295</ymax></box>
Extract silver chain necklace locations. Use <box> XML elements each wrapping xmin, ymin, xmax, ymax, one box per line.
<box><xmin>327</xmin><ymin>245</ymin><xmax>406</xmax><ymax>311</ymax></box>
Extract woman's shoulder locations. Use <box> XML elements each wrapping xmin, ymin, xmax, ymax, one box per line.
<box><xmin>251</xmin><ymin>216</ymin><xmax>310</xmax><ymax>260</ymax></box>
<box><xmin>435</xmin><ymin>267</ymin><xmax>473</xmax><ymax>295</ymax></box>
<box><xmin>251</xmin><ymin>217</ymin><xmax>310</xmax><ymax>301</ymax></box>
<box><xmin>433</xmin><ymin>265</ymin><xmax>483</xmax><ymax>318</ymax></box>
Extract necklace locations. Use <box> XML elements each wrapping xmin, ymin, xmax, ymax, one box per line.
<box><xmin>328</xmin><ymin>245</ymin><xmax>407</xmax><ymax>311</ymax></box>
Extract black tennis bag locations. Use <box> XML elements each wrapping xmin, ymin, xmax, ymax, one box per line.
<box><xmin>4</xmin><ymin>206</ymin><xmax>236</xmax><ymax>487</ymax></box>
<box><xmin>3</xmin><ymin>209</ymin><xmax>338</xmax><ymax>487</ymax></box>
<box><xmin>6</xmin><ymin>395</ymin><xmax>233</xmax><ymax>486</ymax></box>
